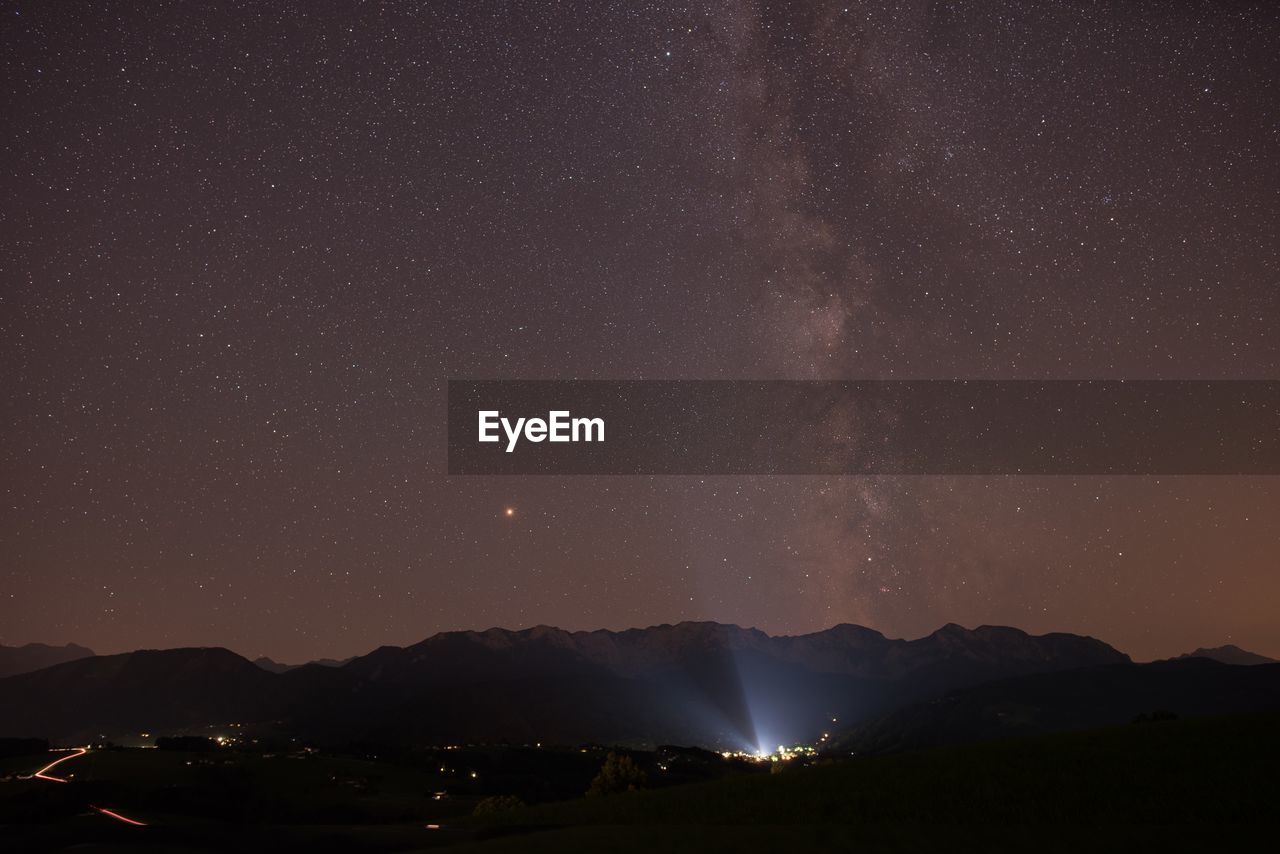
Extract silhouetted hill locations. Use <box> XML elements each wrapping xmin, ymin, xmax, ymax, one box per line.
<box><xmin>0</xmin><ymin>647</ymin><xmax>284</xmax><ymax>741</ymax></box>
<box><xmin>1172</xmin><ymin>644</ymin><xmax>1277</xmax><ymax>666</ymax></box>
<box><xmin>252</xmin><ymin>655</ymin><xmax>354</xmax><ymax>673</ymax></box>
<box><xmin>252</xmin><ymin>656</ymin><xmax>293</xmax><ymax>673</ymax></box>
<box><xmin>0</xmin><ymin>643</ymin><xmax>94</xmax><ymax>678</ymax></box>
<box><xmin>0</xmin><ymin>623</ymin><xmax>1139</xmax><ymax>746</ymax></box>
<box><xmin>836</xmin><ymin>658</ymin><xmax>1280</xmax><ymax>754</ymax></box>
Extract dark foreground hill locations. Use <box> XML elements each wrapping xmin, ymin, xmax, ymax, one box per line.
<box><xmin>0</xmin><ymin>643</ymin><xmax>94</xmax><ymax>679</ymax></box>
<box><xmin>835</xmin><ymin>658</ymin><xmax>1280</xmax><ymax>754</ymax></box>
<box><xmin>459</xmin><ymin>712</ymin><xmax>1280</xmax><ymax>853</ymax></box>
<box><xmin>0</xmin><ymin>622</ymin><xmax>1129</xmax><ymax>746</ymax></box>
<box><xmin>4</xmin><ymin>712</ymin><xmax>1276</xmax><ymax>852</ymax></box>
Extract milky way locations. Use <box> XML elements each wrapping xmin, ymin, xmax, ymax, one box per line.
<box><xmin>2</xmin><ymin>1</ymin><xmax>1277</xmax><ymax>661</ymax></box>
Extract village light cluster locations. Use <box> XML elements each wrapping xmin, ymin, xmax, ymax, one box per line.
<box><xmin>721</xmin><ymin>744</ymin><xmax>818</xmax><ymax>763</ymax></box>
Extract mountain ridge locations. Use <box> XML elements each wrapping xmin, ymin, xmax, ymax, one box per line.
<box><xmin>356</xmin><ymin>620</ymin><xmax>1128</xmax><ymax>682</ymax></box>
<box><xmin>0</xmin><ymin>622</ymin><xmax>1130</xmax><ymax>746</ymax></box>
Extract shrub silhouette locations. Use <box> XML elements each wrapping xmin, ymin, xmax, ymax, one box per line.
<box><xmin>586</xmin><ymin>751</ymin><xmax>647</xmax><ymax>797</ymax></box>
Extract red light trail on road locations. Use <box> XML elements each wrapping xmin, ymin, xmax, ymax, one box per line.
<box><xmin>91</xmin><ymin>805</ymin><xmax>149</xmax><ymax>826</ymax></box>
<box><xmin>33</xmin><ymin>747</ymin><xmax>86</xmax><ymax>782</ymax></box>
<box><xmin>32</xmin><ymin>747</ymin><xmax>148</xmax><ymax>826</ymax></box>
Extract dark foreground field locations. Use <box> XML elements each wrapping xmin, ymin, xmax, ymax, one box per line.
<box><xmin>3</xmin><ymin>713</ymin><xmax>1278</xmax><ymax>852</ymax></box>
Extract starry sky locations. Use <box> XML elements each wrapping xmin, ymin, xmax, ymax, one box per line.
<box><xmin>2</xmin><ymin>1</ymin><xmax>1277</xmax><ymax>663</ymax></box>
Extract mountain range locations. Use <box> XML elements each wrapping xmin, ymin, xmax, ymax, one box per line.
<box><xmin>1</xmin><ymin>624</ymin><xmax>1277</xmax><ymax>751</ymax></box>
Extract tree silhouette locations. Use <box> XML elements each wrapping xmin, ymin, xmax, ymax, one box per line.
<box><xmin>586</xmin><ymin>751</ymin><xmax>647</xmax><ymax>797</ymax></box>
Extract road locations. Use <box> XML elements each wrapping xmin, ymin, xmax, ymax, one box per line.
<box><xmin>32</xmin><ymin>747</ymin><xmax>148</xmax><ymax>826</ymax></box>
<box><xmin>33</xmin><ymin>747</ymin><xmax>87</xmax><ymax>782</ymax></box>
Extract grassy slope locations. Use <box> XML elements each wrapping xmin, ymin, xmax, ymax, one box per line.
<box><xmin>457</xmin><ymin>713</ymin><xmax>1280</xmax><ymax>852</ymax></box>
<box><xmin>3</xmin><ymin>715</ymin><xmax>1277</xmax><ymax>852</ymax></box>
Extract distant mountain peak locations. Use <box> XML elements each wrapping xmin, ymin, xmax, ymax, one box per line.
<box><xmin>822</xmin><ymin>623</ymin><xmax>887</xmax><ymax>637</ymax></box>
<box><xmin>253</xmin><ymin>655</ymin><xmax>293</xmax><ymax>673</ymax></box>
<box><xmin>1175</xmin><ymin>645</ymin><xmax>1277</xmax><ymax>666</ymax></box>
<box><xmin>253</xmin><ymin>654</ymin><xmax>354</xmax><ymax>673</ymax></box>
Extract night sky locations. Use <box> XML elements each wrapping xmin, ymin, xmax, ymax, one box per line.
<box><xmin>2</xmin><ymin>1</ymin><xmax>1277</xmax><ymax>663</ymax></box>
